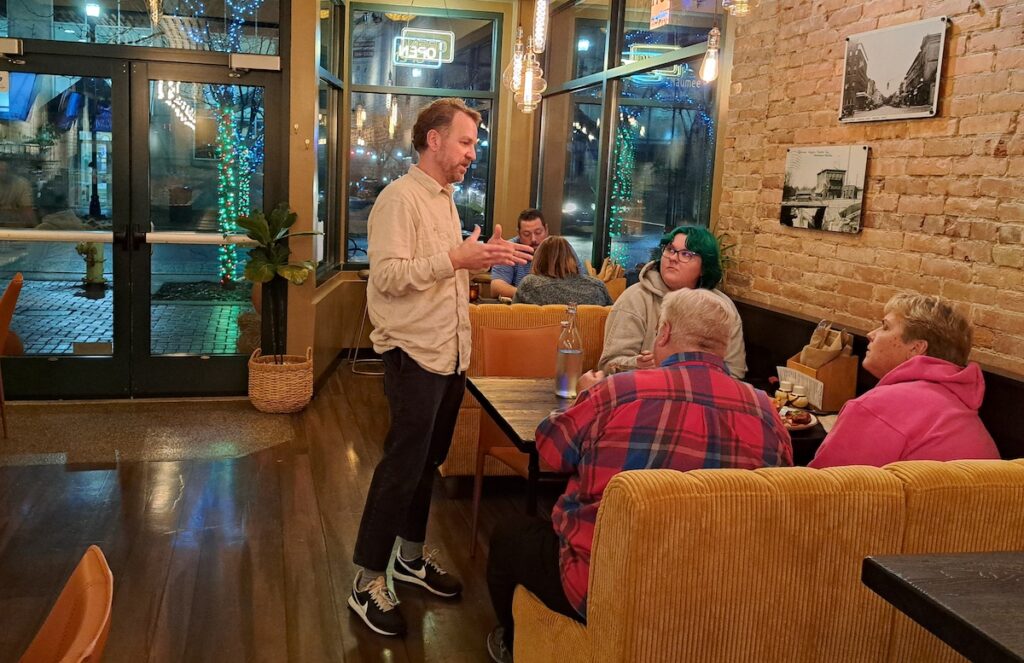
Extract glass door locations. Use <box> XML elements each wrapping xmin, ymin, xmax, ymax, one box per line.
<box><xmin>0</xmin><ymin>58</ymin><xmax>132</xmax><ymax>398</ymax></box>
<box><xmin>128</xmin><ymin>62</ymin><xmax>281</xmax><ymax>395</ymax></box>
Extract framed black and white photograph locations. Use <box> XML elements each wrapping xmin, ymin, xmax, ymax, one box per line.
<box><xmin>839</xmin><ymin>17</ymin><xmax>949</xmax><ymax>123</ymax></box>
<box><xmin>781</xmin><ymin>146</ymin><xmax>868</xmax><ymax>234</ymax></box>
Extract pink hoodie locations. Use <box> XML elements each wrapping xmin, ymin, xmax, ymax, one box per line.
<box><xmin>809</xmin><ymin>355</ymin><xmax>999</xmax><ymax>468</ymax></box>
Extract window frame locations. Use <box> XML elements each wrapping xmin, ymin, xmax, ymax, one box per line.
<box><xmin>342</xmin><ymin>3</ymin><xmax>503</xmax><ymax>269</ymax></box>
<box><xmin>535</xmin><ymin>0</ymin><xmax>719</xmax><ymax>267</ymax></box>
<box><xmin>316</xmin><ymin>0</ymin><xmax>346</xmax><ymax>283</ymax></box>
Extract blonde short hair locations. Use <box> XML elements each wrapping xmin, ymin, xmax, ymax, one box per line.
<box><xmin>658</xmin><ymin>288</ymin><xmax>730</xmax><ymax>357</ymax></box>
<box><xmin>412</xmin><ymin>98</ymin><xmax>481</xmax><ymax>153</ymax></box>
<box><xmin>885</xmin><ymin>294</ymin><xmax>972</xmax><ymax>366</ymax></box>
<box><xmin>531</xmin><ymin>237</ymin><xmax>578</xmax><ymax>279</ymax></box>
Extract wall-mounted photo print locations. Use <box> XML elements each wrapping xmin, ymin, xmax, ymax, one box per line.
<box><xmin>781</xmin><ymin>146</ymin><xmax>868</xmax><ymax>234</ymax></box>
<box><xmin>840</xmin><ymin>16</ymin><xmax>949</xmax><ymax>123</ymax></box>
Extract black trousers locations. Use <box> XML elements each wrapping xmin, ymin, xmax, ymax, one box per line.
<box><xmin>487</xmin><ymin>515</ymin><xmax>585</xmax><ymax>650</ymax></box>
<box><xmin>353</xmin><ymin>348</ymin><xmax>466</xmax><ymax>571</ymax></box>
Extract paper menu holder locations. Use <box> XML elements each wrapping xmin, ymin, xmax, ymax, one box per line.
<box><xmin>782</xmin><ymin>353</ymin><xmax>859</xmax><ymax>412</ymax></box>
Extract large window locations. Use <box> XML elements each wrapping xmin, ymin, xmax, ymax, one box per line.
<box><xmin>345</xmin><ymin>8</ymin><xmax>500</xmax><ymax>264</ymax></box>
<box><xmin>0</xmin><ymin>0</ymin><xmax>279</xmax><ymax>54</ymax></box>
<box><xmin>538</xmin><ymin>1</ymin><xmax>718</xmax><ymax>272</ymax></box>
<box><xmin>317</xmin><ymin>0</ymin><xmax>345</xmax><ymax>279</ymax></box>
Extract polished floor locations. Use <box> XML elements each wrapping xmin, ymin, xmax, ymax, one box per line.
<box><xmin>0</xmin><ymin>365</ymin><xmax>556</xmax><ymax>662</ymax></box>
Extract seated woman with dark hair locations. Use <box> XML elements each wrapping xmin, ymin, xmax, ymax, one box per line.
<box><xmin>810</xmin><ymin>294</ymin><xmax>999</xmax><ymax>468</ymax></box>
<box><xmin>511</xmin><ymin>236</ymin><xmax>612</xmax><ymax>306</ymax></box>
<box><xmin>599</xmin><ymin>225</ymin><xmax>747</xmax><ymax>378</ymax></box>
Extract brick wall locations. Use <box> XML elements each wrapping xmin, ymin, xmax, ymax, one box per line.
<box><xmin>716</xmin><ymin>0</ymin><xmax>1024</xmax><ymax>377</ymax></box>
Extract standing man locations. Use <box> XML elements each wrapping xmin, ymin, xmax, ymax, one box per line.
<box><xmin>489</xmin><ymin>209</ymin><xmax>585</xmax><ymax>299</ymax></box>
<box><xmin>349</xmin><ymin>98</ymin><xmax>532</xmax><ymax>637</ymax></box>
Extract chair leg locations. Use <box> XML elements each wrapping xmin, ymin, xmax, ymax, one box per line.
<box><xmin>350</xmin><ymin>299</ymin><xmax>384</xmax><ymax>376</ymax></box>
<box><xmin>0</xmin><ymin>362</ymin><xmax>7</xmax><ymax>439</ymax></box>
<box><xmin>470</xmin><ymin>444</ymin><xmax>489</xmax><ymax>558</ymax></box>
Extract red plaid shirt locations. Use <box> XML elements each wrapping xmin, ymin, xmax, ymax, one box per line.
<box><xmin>536</xmin><ymin>352</ymin><xmax>793</xmax><ymax>617</ymax></box>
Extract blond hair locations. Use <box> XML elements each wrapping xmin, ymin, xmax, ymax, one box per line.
<box><xmin>885</xmin><ymin>294</ymin><xmax>972</xmax><ymax>366</ymax></box>
<box><xmin>412</xmin><ymin>98</ymin><xmax>482</xmax><ymax>152</ymax></box>
<box><xmin>658</xmin><ymin>288</ymin><xmax>731</xmax><ymax>357</ymax></box>
<box><xmin>531</xmin><ymin>236</ymin><xmax>578</xmax><ymax>279</ymax></box>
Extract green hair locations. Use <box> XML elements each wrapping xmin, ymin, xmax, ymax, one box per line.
<box><xmin>651</xmin><ymin>225</ymin><xmax>723</xmax><ymax>290</ymax></box>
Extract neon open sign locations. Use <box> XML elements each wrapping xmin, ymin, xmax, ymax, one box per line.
<box><xmin>393</xmin><ymin>28</ymin><xmax>456</xmax><ymax>68</ymax></box>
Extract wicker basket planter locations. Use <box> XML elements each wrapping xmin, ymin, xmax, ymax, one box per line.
<box><xmin>248</xmin><ymin>347</ymin><xmax>313</xmax><ymax>413</ymax></box>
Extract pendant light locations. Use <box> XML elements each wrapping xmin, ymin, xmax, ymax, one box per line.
<box><xmin>501</xmin><ymin>25</ymin><xmax>526</xmax><ymax>94</ymax></box>
<box><xmin>514</xmin><ymin>37</ymin><xmax>547</xmax><ymax>113</ymax></box>
<box><xmin>700</xmin><ymin>0</ymin><xmax>721</xmax><ymax>85</ymax></box>
<box><xmin>722</xmin><ymin>0</ymin><xmax>758</xmax><ymax>17</ymax></box>
<box><xmin>532</xmin><ymin>0</ymin><xmax>549</xmax><ymax>53</ymax></box>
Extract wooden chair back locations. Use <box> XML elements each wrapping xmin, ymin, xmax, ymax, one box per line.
<box><xmin>19</xmin><ymin>545</ymin><xmax>114</xmax><ymax>663</ymax></box>
<box><xmin>0</xmin><ymin>273</ymin><xmax>24</xmax><ymax>352</ymax></box>
<box><xmin>481</xmin><ymin>324</ymin><xmax>563</xmax><ymax>378</ymax></box>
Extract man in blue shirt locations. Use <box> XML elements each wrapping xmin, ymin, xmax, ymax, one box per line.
<box><xmin>490</xmin><ymin>209</ymin><xmax>585</xmax><ymax>299</ymax></box>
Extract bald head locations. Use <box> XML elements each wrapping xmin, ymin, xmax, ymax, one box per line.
<box><xmin>653</xmin><ymin>288</ymin><xmax>731</xmax><ymax>363</ymax></box>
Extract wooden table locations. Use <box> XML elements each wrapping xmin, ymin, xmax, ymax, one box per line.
<box><xmin>862</xmin><ymin>552</ymin><xmax>1024</xmax><ymax>662</ymax></box>
<box><xmin>466</xmin><ymin>376</ymin><xmax>573</xmax><ymax>514</ymax></box>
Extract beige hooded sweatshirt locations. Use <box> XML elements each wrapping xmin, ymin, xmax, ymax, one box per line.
<box><xmin>598</xmin><ymin>261</ymin><xmax>747</xmax><ymax>378</ymax></box>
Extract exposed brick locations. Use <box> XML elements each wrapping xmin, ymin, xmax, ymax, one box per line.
<box><xmin>898</xmin><ymin>195</ymin><xmax>945</xmax><ymax>215</ymax></box>
<box><xmin>904</xmin><ymin>234</ymin><xmax>953</xmax><ymax>255</ymax></box>
<box><xmin>959</xmin><ymin>113</ymin><xmax>1015</xmax><ymax>135</ymax></box>
<box><xmin>992</xmin><ymin>245</ymin><xmax>1024</xmax><ymax>268</ymax></box>
<box><xmin>952</xmin><ymin>240</ymin><xmax>993</xmax><ymax>263</ymax></box>
<box><xmin>719</xmin><ymin>0</ymin><xmax>1024</xmax><ymax>378</ymax></box>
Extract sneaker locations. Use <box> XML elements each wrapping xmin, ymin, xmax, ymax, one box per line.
<box><xmin>347</xmin><ymin>572</ymin><xmax>406</xmax><ymax>636</ymax></box>
<box><xmin>392</xmin><ymin>547</ymin><xmax>463</xmax><ymax>598</ymax></box>
<box><xmin>486</xmin><ymin>626</ymin><xmax>513</xmax><ymax>663</ymax></box>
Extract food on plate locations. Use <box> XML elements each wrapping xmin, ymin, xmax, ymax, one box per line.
<box><xmin>783</xmin><ymin>410</ymin><xmax>813</xmax><ymax>428</ymax></box>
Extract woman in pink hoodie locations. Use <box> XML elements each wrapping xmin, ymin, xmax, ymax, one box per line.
<box><xmin>809</xmin><ymin>294</ymin><xmax>999</xmax><ymax>468</ymax></box>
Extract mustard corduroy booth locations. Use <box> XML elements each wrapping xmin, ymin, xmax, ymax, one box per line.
<box><xmin>513</xmin><ymin>460</ymin><xmax>1024</xmax><ymax>663</ymax></box>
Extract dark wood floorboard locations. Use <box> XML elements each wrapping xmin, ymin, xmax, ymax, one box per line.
<box><xmin>0</xmin><ymin>365</ymin><xmax>561</xmax><ymax>663</ymax></box>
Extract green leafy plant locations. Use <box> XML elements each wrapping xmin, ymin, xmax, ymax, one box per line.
<box><xmin>236</xmin><ymin>203</ymin><xmax>318</xmax><ymax>362</ymax></box>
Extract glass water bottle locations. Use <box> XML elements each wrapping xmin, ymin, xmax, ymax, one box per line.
<box><xmin>555</xmin><ymin>303</ymin><xmax>583</xmax><ymax>398</ymax></box>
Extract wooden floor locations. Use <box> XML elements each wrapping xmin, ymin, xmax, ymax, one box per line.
<box><xmin>0</xmin><ymin>365</ymin><xmax>558</xmax><ymax>663</ymax></box>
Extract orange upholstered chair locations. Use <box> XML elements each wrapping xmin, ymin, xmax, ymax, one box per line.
<box><xmin>19</xmin><ymin>545</ymin><xmax>114</xmax><ymax>663</ymax></box>
<box><xmin>0</xmin><ymin>273</ymin><xmax>24</xmax><ymax>438</ymax></box>
<box><xmin>470</xmin><ymin>324</ymin><xmax>564</xmax><ymax>556</ymax></box>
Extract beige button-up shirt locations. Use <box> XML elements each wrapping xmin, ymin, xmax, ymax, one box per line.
<box><xmin>366</xmin><ymin>165</ymin><xmax>471</xmax><ymax>375</ymax></box>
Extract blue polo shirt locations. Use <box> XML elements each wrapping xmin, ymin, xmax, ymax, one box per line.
<box><xmin>491</xmin><ymin>238</ymin><xmax>586</xmax><ymax>287</ymax></box>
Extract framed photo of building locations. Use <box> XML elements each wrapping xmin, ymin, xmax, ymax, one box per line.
<box><xmin>781</xmin><ymin>145</ymin><xmax>868</xmax><ymax>234</ymax></box>
<box><xmin>839</xmin><ymin>17</ymin><xmax>949</xmax><ymax>123</ymax></box>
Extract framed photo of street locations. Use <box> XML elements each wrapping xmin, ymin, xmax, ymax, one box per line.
<box><xmin>781</xmin><ymin>145</ymin><xmax>868</xmax><ymax>234</ymax></box>
<box><xmin>839</xmin><ymin>17</ymin><xmax>949</xmax><ymax>123</ymax></box>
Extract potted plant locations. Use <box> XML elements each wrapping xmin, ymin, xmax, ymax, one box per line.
<box><xmin>236</xmin><ymin>203</ymin><xmax>318</xmax><ymax>413</ymax></box>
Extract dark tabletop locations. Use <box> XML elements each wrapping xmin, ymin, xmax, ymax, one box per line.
<box><xmin>863</xmin><ymin>551</ymin><xmax>1024</xmax><ymax>663</ymax></box>
<box><xmin>466</xmin><ymin>377</ymin><xmax>572</xmax><ymax>450</ymax></box>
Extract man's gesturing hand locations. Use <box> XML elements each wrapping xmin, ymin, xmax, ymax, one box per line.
<box><xmin>449</xmin><ymin>224</ymin><xmax>534</xmax><ymax>271</ymax></box>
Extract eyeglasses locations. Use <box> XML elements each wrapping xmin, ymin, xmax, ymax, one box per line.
<box><xmin>662</xmin><ymin>247</ymin><xmax>700</xmax><ymax>262</ymax></box>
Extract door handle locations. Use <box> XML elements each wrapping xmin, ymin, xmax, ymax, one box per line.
<box><xmin>114</xmin><ymin>227</ymin><xmax>146</xmax><ymax>250</ymax></box>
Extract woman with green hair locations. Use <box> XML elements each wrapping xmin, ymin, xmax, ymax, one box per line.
<box><xmin>598</xmin><ymin>225</ymin><xmax>747</xmax><ymax>377</ymax></box>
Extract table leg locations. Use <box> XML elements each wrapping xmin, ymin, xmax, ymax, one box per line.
<box><xmin>526</xmin><ymin>451</ymin><xmax>539</xmax><ymax>515</ymax></box>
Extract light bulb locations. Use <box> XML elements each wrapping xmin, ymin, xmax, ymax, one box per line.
<box><xmin>700</xmin><ymin>48</ymin><xmax>719</xmax><ymax>82</ymax></box>
<box><xmin>514</xmin><ymin>49</ymin><xmax>547</xmax><ymax>113</ymax></box>
<box><xmin>502</xmin><ymin>26</ymin><xmax>526</xmax><ymax>93</ymax></box>
<box><xmin>700</xmin><ymin>26</ymin><xmax>721</xmax><ymax>82</ymax></box>
<box><xmin>722</xmin><ymin>0</ymin><xmax>757</xmax><ymax>16</ymax></box>
<box><xmin>533</xmin><ymin>0</ymin><xmax>549</xmax><ymax>53</ymax></box>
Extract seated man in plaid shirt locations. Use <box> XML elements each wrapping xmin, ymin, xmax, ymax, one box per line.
<box><xmin>484</xmin><ymin>288</ymin><xmax>793</xmax><ymax>662</ymax></box>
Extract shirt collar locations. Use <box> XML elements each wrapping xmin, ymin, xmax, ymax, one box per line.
<box><xmin>660</xmin><ymin>351</ymin><xmax>731</xmax><ymax>375</ymax></box>
<box><xmin>408</xmin><ymin>164</ymin><xmax>453</xmax><ymax>196</ymax></box>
